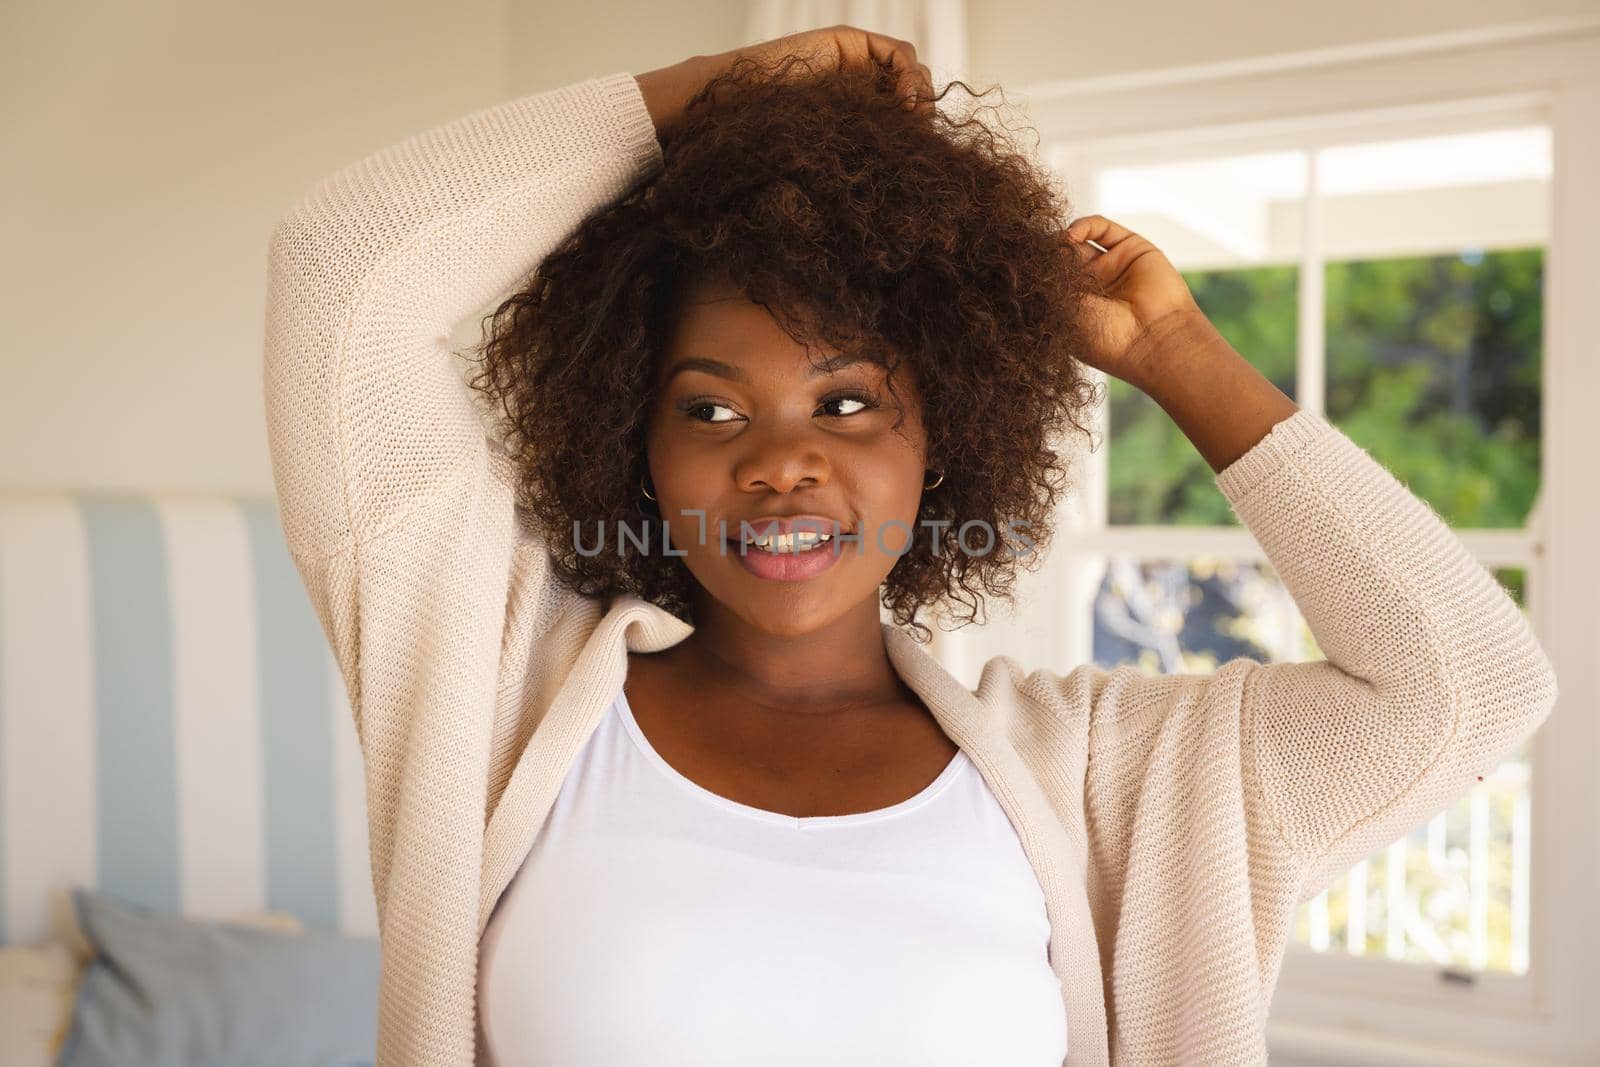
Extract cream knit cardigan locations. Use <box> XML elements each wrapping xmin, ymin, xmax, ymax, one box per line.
<box><xmin>261</xmin><ymin>71</ymin><xmax>1560</xmax><ymax>1066</ymax></box>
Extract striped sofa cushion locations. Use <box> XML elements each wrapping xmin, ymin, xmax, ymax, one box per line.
<box><xmin>0</xmin><ymin>492</ymin><xmax>376</xmax><ymax>946</ymax></box>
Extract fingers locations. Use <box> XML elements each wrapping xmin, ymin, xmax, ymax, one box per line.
<box><xmin>1062</xmin><ymin>215</ymin><xmax>1139</xmax><ymax>294</ymax></box>
<box><xmin>1059</xmin><ymin>228</ymin><xmax>1107</xmax><ymax>260</ymax></box>
<box><xmin>1065</xmin><ymin>214</ymin><xmax>1155</xmax><ymax>276</ymax></box>
<box><xmin>861</xmin><ymin>28</ymin><xmax>916</xmax><ymax>67</ymax></box>
<box><xmin>858</xmin><ymin>27</ymin><xmax>934</xmax><ymax>108</ymax></box>
<box><xmin>1065</xmin><ymin>214</ymin><xmax>1130</xmax><ymax>251</ymax></box>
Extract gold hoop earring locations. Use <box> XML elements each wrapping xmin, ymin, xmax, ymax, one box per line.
<box><xmin>923</xmin><ymin>469</ymin><xmax>944</xmax><ymax>491</ymax></box>
<box><xmin>640</xmin><ymin>475</ymin><xmax>656</xmax><ymax>502</ymax></box>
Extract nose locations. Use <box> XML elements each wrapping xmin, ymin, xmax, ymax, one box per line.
<box><xmin>732</xmin><ymin>427</ymin><xmax>832</xmax><ymax>494</ymax></box>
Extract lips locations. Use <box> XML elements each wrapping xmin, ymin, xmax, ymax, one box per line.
<box><xmin>714</xmin><ymin>513</ymin><xmax>855</xmax><ymax>582</ymax></box>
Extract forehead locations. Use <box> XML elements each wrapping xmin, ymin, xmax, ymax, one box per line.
<box><xmin>666</xmin><ymin>276</ymin><xmax>816</xmax><ymax>357</ymax></box>
<box><xmin>662</xmin><ymin>275</ymin><xmax>893</xmax><ymax>377</ymax></box>
<box><xmin>658</xmin><ymin>277</ymin><xmax>923</xmax><ymax>405</ymax></box>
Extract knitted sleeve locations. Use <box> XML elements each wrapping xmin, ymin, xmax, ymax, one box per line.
<box><xmin>261</xmin><ymin>73</ymin><xmax>663</xmax><ymax>728</ymax></box>
<box><xmin>1082</xmin><ymin>410</ymin><xmax>1558</xmax><ymax>905</ymax></box>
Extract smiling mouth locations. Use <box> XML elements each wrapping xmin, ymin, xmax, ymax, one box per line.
<box><xmin>721</xmin><ymin>515</ymin><xmax>856</xmax><ymax>555</ymax></box>
<box><xmin>725</xmin><ymin>525</ymin><xmax>849</xmax><ymax>583</ymax></box>
<box><xmin>739</xmin><ymin>530</ymin><xmax>836</xmax><ymax>554</ymax></box>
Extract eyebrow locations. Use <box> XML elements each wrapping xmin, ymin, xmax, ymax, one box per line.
<box><xmin>663</xmin><ymin>352</ymin><xmax>869</xmax><ymax>385</ymax></box>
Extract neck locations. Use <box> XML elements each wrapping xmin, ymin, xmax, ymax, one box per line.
<box><xmin>673</xmin><ymin>588</ymin><xmax>912</xmax><ymax>713</ymax></box>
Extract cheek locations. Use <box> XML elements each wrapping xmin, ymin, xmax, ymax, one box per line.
<box><xmin>853</xmin><ymin>436</ymin><xmax>927</xmax><ymax>510</ymax></box>
<box><xmin>643</xmin><ymin>412</ymin><xmax>683</xmax><ymax>484</ymax></box>
<box><xmin>647</xmin><ymin>433</ymin><xmax>712</xmax><ymax>496</ymax></box>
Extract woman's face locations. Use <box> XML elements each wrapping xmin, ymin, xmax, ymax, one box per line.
<box><xmin>645</xmin><ymin>276</ymin><xmax>929</xmax><ymax>637</ymax></box>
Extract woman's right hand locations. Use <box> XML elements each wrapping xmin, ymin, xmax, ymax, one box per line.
<box><xmin>634</xmin><ymin>24</ymin><xmax>935</xmax><ymax>146</ymax></box>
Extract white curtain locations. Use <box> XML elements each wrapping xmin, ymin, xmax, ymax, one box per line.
<box><xmin>743</xmin><ymin>0</ymin><xmax>968</xmax><ymax>87</ymax></box>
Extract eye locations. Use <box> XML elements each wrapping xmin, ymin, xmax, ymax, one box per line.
<box><xmin>818</xmin><ymin>391</ymin><xmax>879</xmax><ymax>418</ymax></box>
<box><xmin>682</xmin><ymin>400</ymin><xmax>742</xmax><ymax>424</ymax></box>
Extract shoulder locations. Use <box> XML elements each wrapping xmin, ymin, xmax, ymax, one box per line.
<box><xmin>970</xmin><ymin>653</ymin><xmax>1098</xmax><ymax>746</ymax></box>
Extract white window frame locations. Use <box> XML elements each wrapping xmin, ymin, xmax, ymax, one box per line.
<box><xmin>1025</xmin><ymin>15</ymin><xmax>1600</xmax><ymax>1067</ymax></box>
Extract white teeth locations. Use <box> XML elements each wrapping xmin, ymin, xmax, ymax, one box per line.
<box><xmin>747</xmin><ymin>531</ymin><xmax>833</xmax><ymax>552</ymax></box>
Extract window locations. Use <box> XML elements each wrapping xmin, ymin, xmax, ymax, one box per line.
<box><xmin>1039</xmin><ymin>96</ymin><xmax>1577</xmax><ymax>1055</ymax></box>
<box><xmin>1073</xmin><ymin>122</ymin><xmax>1549</xmax><ymax>979</ymax></box>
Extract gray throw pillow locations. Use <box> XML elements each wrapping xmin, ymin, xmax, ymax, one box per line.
<box><xmin>58</xmin><ymin>887</ymin><xmax>378</xmax><ymax>1067</ymax></box>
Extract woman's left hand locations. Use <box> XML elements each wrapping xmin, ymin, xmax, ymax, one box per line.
<box><xmin>1061</xmin><ymin>214</ymin><xmax>1208</xmax><ymax>390</ymax></box>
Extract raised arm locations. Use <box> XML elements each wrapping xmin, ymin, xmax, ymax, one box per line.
<box><xmin>1056</xmin><ymin>381</ymin><xmax>1555</xmax><ymax>1065</ymax></box>
<box><xmin>262</xmin><ymin>72</ymin><xmax>663</xmax><ymax>567</ymax></box>
<box><xmin>1063</xmin><ymin>215</ymin><xmax>1558</xmax><ymax>900</ymax></box>
<box><xmin>1209</xmin><ymin>408</ymin><xmax>1555</xmax><ymax>897</ymax></box>
<box><xmin>260</xmin><ymin>72</ymin><xmax>667</xmax><ymax>741</ymax></box>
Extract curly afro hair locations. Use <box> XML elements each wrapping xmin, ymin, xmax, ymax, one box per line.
<box><xmin>465</xmin><ymin>51</ymin><xmax>1104</xmax><ymax>643</ymax></box>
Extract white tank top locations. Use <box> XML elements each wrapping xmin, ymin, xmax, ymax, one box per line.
<box><xmin>478</xmin><ymin>686</ymin><xmax>1067</xmax><ymax>1066</ymax></box>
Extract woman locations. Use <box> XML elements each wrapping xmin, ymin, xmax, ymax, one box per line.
<box><xmin>262</xmin><ymin>25</ymin><xmax>1558</xmax><ymax>1067</ymax></box>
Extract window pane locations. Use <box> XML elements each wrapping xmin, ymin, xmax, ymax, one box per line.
<box><xmin>1091</xmin><ymin>556</ymin><xmax>1306</xmax><ymax>672</ymax></box>
<box><xmin>1083</xmin><ymin>124</ymin><xmax>1549</xmax><ymax>981</ymax></box>
<box><xmin>1107</xmin><ymin>268</ymin><xmax>1297</xmax><ymax>525</ymax></box>
<box><xmin>1319</xmin><ymin>125</ymin><xmax>1548</xmax><ymax>529</ymax></box>
<box><xmin>1325</xmin><ymin>248</ymin><xmax>1543</xmax><ymax>527</ymax></box>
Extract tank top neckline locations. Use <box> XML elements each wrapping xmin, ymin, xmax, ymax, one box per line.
<box><xmin>613</xmin><ymin>686</ymin><xmax>970</xmax><ymax>830</ymax></box>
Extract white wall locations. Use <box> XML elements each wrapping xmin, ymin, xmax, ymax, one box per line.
<box><xmin>508</xmin><ymin>1</ymin><xmax>746</xmax><ymax>96</ymax></box>
<box><xmin>2</xmin><ymin>0</ymin><xmax>1588</xmax><ymax>494</ymax></box>
<box><xmin>0</xmin><ymin>0</ymin><xmax>745</xmax><ymax>496</ymax></box>
<box><xmin>0</xmin><ymin>0</ymin><xmax>508</xmax><ymax>495</ymax></box>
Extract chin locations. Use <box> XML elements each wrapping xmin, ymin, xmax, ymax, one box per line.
<box><xmin>707</xmin><ymin>581</ymin><xmax>858</xmax><ymax>638</ymax></box>
<box><xmin>741</xmin><ymin>608</ymin><xmax>839</xmax><ymax>639</ymax></box>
